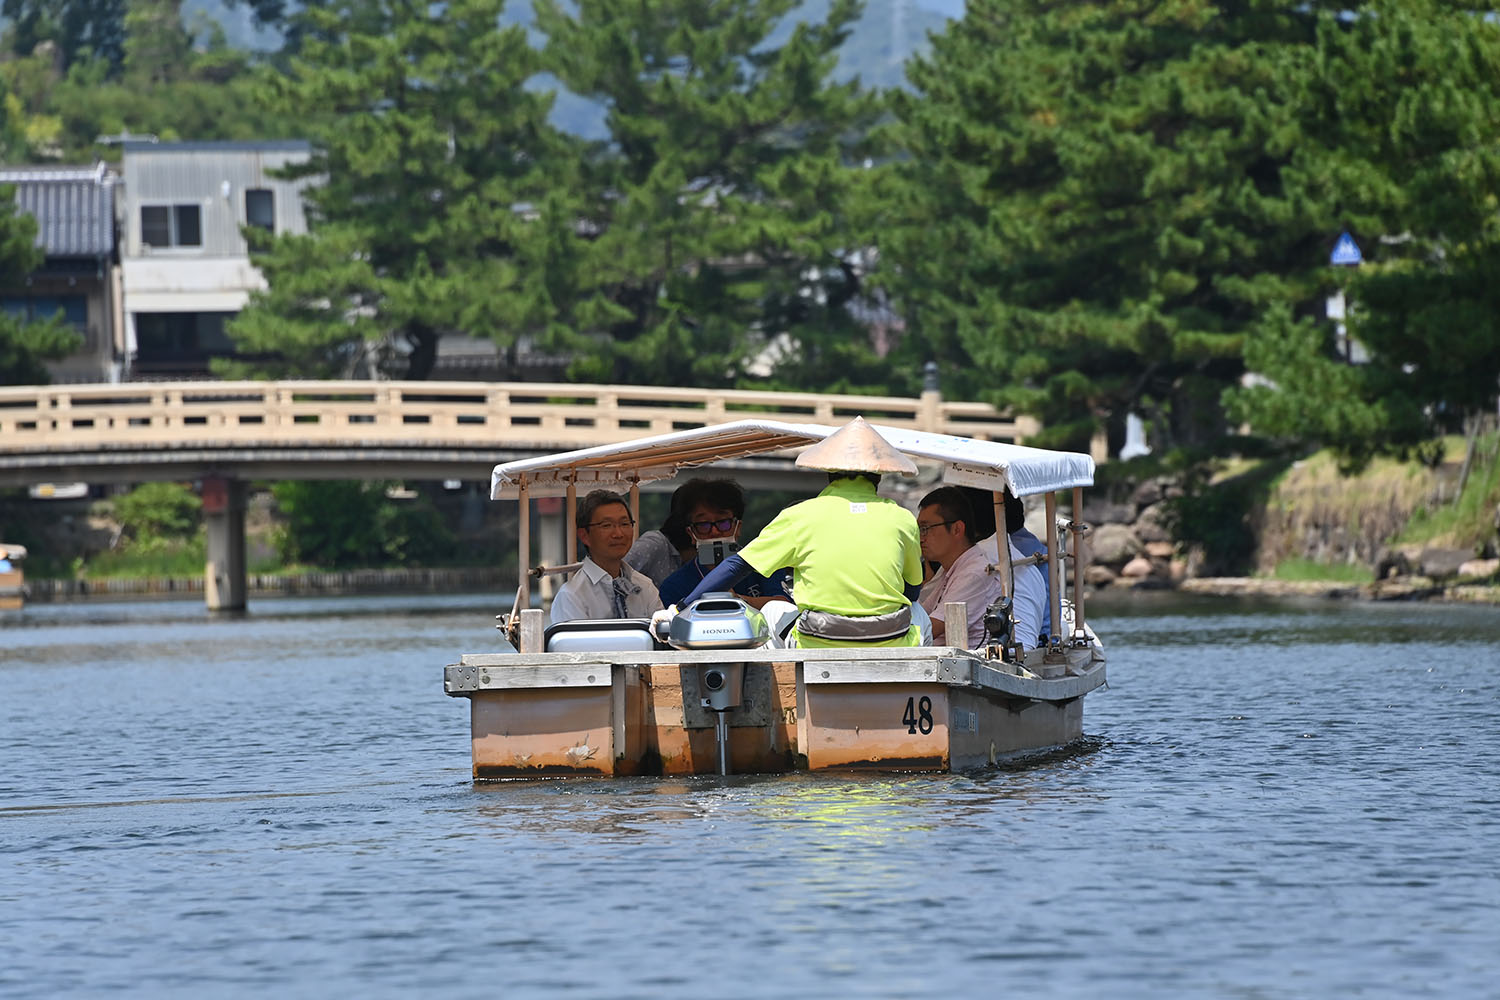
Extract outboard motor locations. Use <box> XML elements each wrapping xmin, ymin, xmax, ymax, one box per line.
<box><xmin>654</xmin><ymin>593</ymin><xmax>769</xmax><ymax>774</ymax></box>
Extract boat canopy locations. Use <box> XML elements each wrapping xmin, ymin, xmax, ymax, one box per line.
<box><xmin>491</xmin><ymin>419</ymin><xmax>1094</xmax><ymax>500</ymax></box>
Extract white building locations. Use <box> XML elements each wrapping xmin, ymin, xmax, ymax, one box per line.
<box><xmin>119</xmin><ymin>140</ymin><xmax>313</xmax><ymax>377</ymax></box>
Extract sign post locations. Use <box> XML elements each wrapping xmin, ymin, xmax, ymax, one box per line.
<box><xmin>1329</xmin><ymin>232</ymin><xmax>1363</xmax><ymax>361</ymax></box>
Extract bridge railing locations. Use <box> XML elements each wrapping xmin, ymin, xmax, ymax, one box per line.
<box><xmin>0</xmin><ymin>380</ymin><xmax>1036</xmax><ymax>452</ymax></box>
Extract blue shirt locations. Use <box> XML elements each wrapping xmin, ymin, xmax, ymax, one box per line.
<box><xmin>659</xmin><ymin>558</ymin><xmax>791</xmax><ymax>608</ymax></box>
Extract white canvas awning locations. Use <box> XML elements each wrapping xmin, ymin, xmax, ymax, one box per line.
<box><xmin>491</xmin><ymin>419</ymin><xmax>1093</xmax><ymax>500</ymax></box>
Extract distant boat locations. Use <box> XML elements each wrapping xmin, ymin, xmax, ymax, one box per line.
<box><xmin>0</xmin><ymin>543</ymin><xmax>27</xmax><ymax>612</ymax></box>
<box><xmin>444</xmin><ymin>418</ymin><xmax>1107</xmax><ymax>777</ymax></box>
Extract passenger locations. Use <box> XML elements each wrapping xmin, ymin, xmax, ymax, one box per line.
<box><xmin>974</xmin><ymin>530</ymin><xmax>1047</xmax><ymax>651</ymax></box>
<box><xmin>960</xmin><ymin>485</ymin><xmax>1053</xmax><ymax>642</ymax></box>
<box><xmin>656</xmin><ymin>479</ymin><xmax>791</xmax><ymax>609</ymax></box>
<box><xmin>1004</xmin><ymin>489</ymin><xmax>1053</xmax><ymax>641</ymax></box>
<box><xmin>674</xmin><ymin>417</ymin><xmax>924</xmax><ymax>648</ymax></box>
<box><xmin>549</xmin><ymin>490</ymin><xmax>663</xmax><ymax>626</ymax></box>
<box><xmin>915</xmin><ymin>487</ymin><xmax>1005</xmax><ymax>648</ymax></box>
<box><xmin>624</xmin><ymin>483</ymin><xmax>697</xmax><ymax>587</ymax></box>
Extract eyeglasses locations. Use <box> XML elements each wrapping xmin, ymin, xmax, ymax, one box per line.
<box><xmin>690</xmin><ymin>517</ymin><xmax>739</xmax><ymax>535</ymax></box>
<box><xmin>917</xmin><ymin>520</ymin><xmax>955</xmax><ymax>537</ymax></box>
<box><xmin>587</xmin><ymin>519</ymin><xmax>635</xmax><ymax>532</ymax></box>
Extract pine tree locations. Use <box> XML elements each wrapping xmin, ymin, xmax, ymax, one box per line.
<box><xmin>1229</xmin><ymin>0</ymin><xmax>1500</xmax><ymax>462</ymax></box>
<box><xmin>881</xmin><ymin>0</ymin><xmax>1346</xmax><ymax>451</ymax></box>
<box><xmin>532</xmin><ymin>0</ymin><xmax>890</xmax><ymax>390</ymax></box>
<box><xmin>226</xmin><ymin>0</ymin><xmax>571</xmax><ymax>379</ymax></box>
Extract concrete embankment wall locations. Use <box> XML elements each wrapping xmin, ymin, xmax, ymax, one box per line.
<box><xmin>26</xmin><ymin>567</ymin><xmax>513</xmax><ymax>602</ymax></box>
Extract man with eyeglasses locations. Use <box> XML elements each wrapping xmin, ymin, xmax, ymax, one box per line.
<box><xmin>656</xmin><ymin>479</ymin><xmax>790</xmax><ymax>609</ymax></box>
<box><xmin>549</xmin><ymin>489</ymin><xmax>663</xmax><ymax>626</ymax></box>
<box><xmin>915</xmin><ymin>487</ymin><xmax>1010</xmax><ymax>648</ymax></box>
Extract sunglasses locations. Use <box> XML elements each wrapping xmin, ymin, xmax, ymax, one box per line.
<box><xmin>690</xmin><ymin>517</ymin><xmax>738</xmax><ymax>534</ymax></box>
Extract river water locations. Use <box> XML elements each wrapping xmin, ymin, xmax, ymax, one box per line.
<box><xmin>2</xmin><ymin>592</ymin><xmax>1498</xmax><ymax>998</ymax></box>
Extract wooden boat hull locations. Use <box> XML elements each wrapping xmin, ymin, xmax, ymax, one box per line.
<box><xmin>0</xmin><ymin>568</ymin><xmax>23</xmax><ymax>612</ymax></box>
<box><xmin>446</xmin><ymin>644</ymin><xmax>1104</xmax><ymax>778</ymax></box>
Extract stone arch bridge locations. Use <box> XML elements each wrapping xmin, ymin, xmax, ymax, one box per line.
<box><xmin>0</xmin><ymin>380</ymin><xmax>1033</xmax><ymax>610</ymax></box>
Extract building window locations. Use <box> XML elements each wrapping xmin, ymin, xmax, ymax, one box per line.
<box><xmin>1</xmin><ymin>295</ymin><xmax>87</xmax><ymax>329</ymax></box>
<box><xmin>132</xmin><ymin>312</ymin><xmax>237</xmax><ymax>374</ymax></box>
<box><xmin>245</xmin><ymin>189</ymin><xmax>275</xmax><ymax>232</ymax></box>
<box><xmin>140</xmin><ymin>204</ymin><xmax>202</xmax><ymax>248</ymax></box>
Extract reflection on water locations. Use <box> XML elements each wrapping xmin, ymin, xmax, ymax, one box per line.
<box><xmin>2</xmin><ymin>592</ymin><xmax>1499</xmax><ymax>997</ymax></box>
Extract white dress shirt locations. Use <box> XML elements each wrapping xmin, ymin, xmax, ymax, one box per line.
<box><xmin>549</xmin><ymin>556</ymin><xmax>663</xmax><ymax>626</ymax></box>
<box><xmin>974</xmin><ymin>534</ymin><xmax>1047</xmax><ymax>649</ymax></box>
<box><xmin>918</xmin><ymin>541</ymin><xmax>1007</xmax><ymax>648</ymax></box>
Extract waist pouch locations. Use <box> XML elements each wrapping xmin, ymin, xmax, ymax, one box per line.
<box><xmin>796</xmin><ymin>605</ymin><xmax>912</xmax><ymax>642</ymax></box>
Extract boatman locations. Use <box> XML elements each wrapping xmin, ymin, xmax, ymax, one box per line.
<box><xmin>550</xmin><ymin>489</ymin><xmax>663</xmax><ymax>626</ymax></box>
<box><xmin>672</xmin><ymin>417</ymin><xmax>925</xmax><ymax>647</ymax></box>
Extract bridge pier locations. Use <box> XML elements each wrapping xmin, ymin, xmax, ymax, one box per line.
<box><xmin>202</xmin><ymin>477</ymin><xmax>247</xmax><ymax>612</ymax></box>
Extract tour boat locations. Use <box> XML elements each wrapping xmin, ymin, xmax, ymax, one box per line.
<box><xmin>443</xmin><ymin>419</ymin><xmax>1106</xmax><ymax>777</ymax></box>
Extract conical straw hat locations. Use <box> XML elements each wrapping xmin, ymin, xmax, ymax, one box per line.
<box><xmin>795</xmin><ymin>417</ymin><xmax>918</xmax><ymax>476</ymax></box>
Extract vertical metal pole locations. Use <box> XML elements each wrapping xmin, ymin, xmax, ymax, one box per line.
<box><xmin>1045</xmin><ymin>492</ymin><xmax>1061</xmax><ymax>647</ymax></box>
<box><xmin>518</xmin><ymin>478</ymin><xmax>531</xmax><ymax>610</ymax></box>
<box><xmin>628</xmin><ymin>480</ymin><xmax>640</xmax><ymax>533</ymax></box>
<box><xmin>1072</xmin><ymin>486</ymin><xmax>1087</xmax><ymax>640</ymax></box>
<box><xmin>565</xmin><ymin>478</ymin><xmax>578</xmax><ymax>566</ymax></box>
<box><xmin>990</xmin><ymin>490</ymin><xmax>1011</xmax><ymax>598</ymax></box>
<box><xmin>716</xmin><ymin>713</ymin><xmax>730</xmax><ymax>776</ymax></box>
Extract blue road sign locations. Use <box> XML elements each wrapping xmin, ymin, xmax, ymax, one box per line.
<box><xmin>1331</xmin><ymin>232</ymin><xmax>1363</xmax><ymax>266</ymax></box>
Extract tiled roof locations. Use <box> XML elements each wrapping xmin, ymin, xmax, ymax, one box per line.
<box><xmin>0</xmin><ymin>162</ymin><xmax>116</xmax><ymax>258</ymax></box>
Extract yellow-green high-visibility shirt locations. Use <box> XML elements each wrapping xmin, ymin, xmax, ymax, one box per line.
<box><xmin>738</xmin><ymin>476</ymin><xmax>924</xmax><ymax>648</ymax></box>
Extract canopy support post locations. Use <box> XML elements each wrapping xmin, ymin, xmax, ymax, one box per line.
<box><xmin>518</xmin><ymin>478</ymin><xmax>531</xmax><ymax>611</ymax></box>
<box><xmin>1071</xmin><ymin>486</ymin><xmax>1088</xmax><ymax>641</ymax></box>
<box><xmin>1045</xmin><ymin>491</ymin><xmax>1062</xmax><ymax>649</ymax></box>
<box><xmin>990</xmin><ymin>490</ymin><xmax>1012</xmax><ymax>599</ymax></box>
<box><xmin>565</xmin><ymin>477</ymin><xmax>578</xmax><ymax>567</ymax></box>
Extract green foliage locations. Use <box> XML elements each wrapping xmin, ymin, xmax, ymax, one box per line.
<box><xmin>1267</xmin><ymin>557</ymin><xmax>1373</xmax><ymax>585</ymax></box>
<box><xmin>0</xmin><ymin>185</ymin><xmax>80</xmax><ymax>384</ymax></box>
<box><xmin>1227</xmin><ymin>303</ymin><xmax>1410</xmax><ymax>472</ymax></box>
<box><xmin>270</xmin><ymin>480</ymin><xmax>454</xmax><ymax>568</ymax></box>
<box><xmin>1399</xmin><ymin>429</ymin><xmax>1500</xmax><ymax>551</ymax></box>
<box><xmin>1160</xmin><ymin>455</ymin><xmax>1291</xmax><ymax>576</ymax></box>
<box><xmin>1224</xmin><ymin>0</ymin><xmax>1500</xmax><ymax>461</ymax></box>
<box><xmin>877</xmin><ymin>0</ymin><xmax>1500</xmax><ymax>462</ymax></box>
<box><xmin>85</xmin><ymin>535</ymin><xmax>206</xmax><ymax>578</ymax></box>
<box><xmin>879</xmin><ymin>0</ymin><xmax>1345</xmax><ymax>451</ymax></box>
<box><xmin>226</xmin><ymin>0</ymin><xmax>569</xmax><ymax>379</ymax></box>
<box><xmin>2</xmin><ymin>0</ymin><xmax>126</xmax><ymax>72</ymax></box>
<box><xmin>112</xmin><ymin>481</ymin><xmax>202</xmax><ymax>542</ymax></box>
<box><xmin>530</xmin><ymin>0</ymin><xmax>894</xmax><ymax>391</ymax></box>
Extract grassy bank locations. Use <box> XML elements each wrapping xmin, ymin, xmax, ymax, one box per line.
<box><xmin>1254</xmin><ymin>429</ymin><xmax>1499</xmax><ymax>581</ymax></box>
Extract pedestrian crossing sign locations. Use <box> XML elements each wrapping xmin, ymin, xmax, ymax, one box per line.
<box><xmin>1330</xmin><ymin>232</ymin><xmax>1363</xmax><ymax>266</ymax></box>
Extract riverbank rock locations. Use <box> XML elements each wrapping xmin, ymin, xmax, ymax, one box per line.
<box><xmin>1135</xmin><ymin>503</ymin><xmax>1172</xmax><ymax>543</ymax></box>
<box><xmin>1088</xmin><ymin>524</ymin><xmax>1141</xmax><ymax>566</ymax></box>
<box><xmin>1419</xmin><ymin>547</ymin><xmax>1473</xmax><ymax>580</ymax></box>
<box><xmin>1368</xmin><ymin>575</ymin><xmax>1443</xmax><ymax>600</ymax></box>
<box><xmin>1458</xmin><ymin>557</ymin><xmax>1500</xmax><ymax>580</ymax></box>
